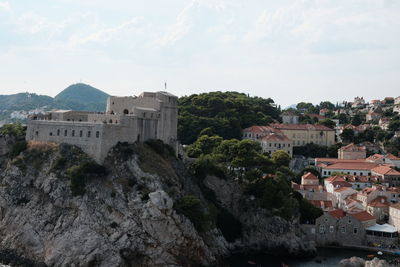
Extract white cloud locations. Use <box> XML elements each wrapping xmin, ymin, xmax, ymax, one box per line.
<box><xmin>157</xmin><ymin>1</ymin><xmax>196</xmax><ymax>46</ymax></box>
<box><xmin>0</xmin><ymin>1</ymin><xmax>10</xmax><ymax>12</ymax></box>
<box><xmin>68</xmin><ymin>17</ymin><xmax>143</xmax><ymax>46</ymax></box>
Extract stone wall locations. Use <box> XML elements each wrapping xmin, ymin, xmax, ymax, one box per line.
<box><xmin>26</xmin><ymin>91</ymin><xmax>178</xmax><ymax>162</ymax></box>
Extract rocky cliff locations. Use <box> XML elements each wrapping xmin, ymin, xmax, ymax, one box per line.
<box><xmin>0</xmin><ymin>137</ymin><xmax>315</xmax><ymax>266</ymax></box>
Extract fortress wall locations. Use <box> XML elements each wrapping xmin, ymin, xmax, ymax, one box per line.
<box><xmin>26</xmin><ymin>91</ymin><xmax>178</xmax><ymax>163</ymax></box>
<box><xmin>106</xmin><ymin>96</ymin><xmax>161</xmax><ymax>115</ymax></box>
<box><xmin>26</xmin><ymin>121</ymin><xmax>105</xmax><ymax>162</ymax></box>
<box><xmin>88</xmin><ymin>114</ymin><xmax>123</xmax><ymax>124</ymax></box>
<box><xmin>50</xmin><ymin>111</ymin><xmax>93</xmax><ymax>122</ymax></box>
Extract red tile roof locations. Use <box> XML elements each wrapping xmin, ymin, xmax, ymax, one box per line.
<box><xmin>340</xmin><ymin>143</ymin><xmax>366</xmax><ymax>152</ymax></box>
<box><xmin>334</xmin><ymin>187</ymin><xmax>352</xmax><ymax>192</ymax></box>
<box><xmin>328</xmin><ymin>209</ymin><xmax>346</xmax><ymax>219</ymax></box>
<box><xmin>323</xmin><ymin>162</ymin><xmax>380</xmax><ymax>171</ymax></box>
<box><xmin>331</xmin><ymin>181</ymin><xmax>352</xmax><ymax>188</ymax></box>
<box><xmin>386</xmin><ymin>153</ymin><xmax>400</xmax><ymax>161</ymax></box>
<box><xmin>372</xmin><ymin>166</ymin><xmax>400</xmax><ymax>176</ymax></box>
<box><xmin>262</xmin><ymin>133</ymin><xmax>291</xmax><ymax>142</ymax></box>
<box><xmin>350</xmin><ymin>211</ymin><xmax>376</xmax><ymax>222</ymax></box>
<box><xmin>366</xmin><ymin>154</ymin><xmax>385</xmax><ymax>162</ymax></box>
<box><xmin>325</xmin><ymin>176</ymin><xmax>346</xmax><ymax>182</ymax></box>
<box><xmin>307</xmin><ymin>114</ymin><xmax>326</xmax><ymax>120</ymax></box>
<box><xmin>242</xmin><ymin>126</ymin><xmax>280</xmax><ymax>134</ymax></box>
<box><xmin>270</xmin><ymin>123</ymin><xmax>335</xmax><ymax>131</ymax></box>
<box><xmin>368</xmin><ymin>196</ymin><xmax>389</xmax><ymax>208</ymax></box>
<box><xmin>303</xmin><ymin>172</ymin><xmax>318</xmax><ymax>180</ymax></box>
<box><xmin>309</xmin><ymin>200</ymin><xmax>333</xmax><ymax>209</ymax></box>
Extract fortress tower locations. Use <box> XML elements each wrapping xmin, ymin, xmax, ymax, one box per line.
<box><xmin>26</xmin><ymin>91</ymin><xmax>178</xmax><ymax>162</ymax></box>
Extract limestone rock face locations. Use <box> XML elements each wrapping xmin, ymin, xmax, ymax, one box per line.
<box><xmin>0</xmin><ymin>140</ymin><xmax>314</xmax><ymax>266</ymax></box>
<box><xmin>203</xmin><ymin>175</ymin><xmax>316</xmax><ymax>257</ymax></box>
<box><xmin>0</xmin><ymin>143</ymin><xmax>224</xmax><ymax>267</ymax></box>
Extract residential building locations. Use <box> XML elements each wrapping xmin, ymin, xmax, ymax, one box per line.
<box><xmin>338</xmin><ymin>143</ymin><xmax>366</xmax><ymax>160</ymax></box>
<box><xmin>270</xmin><ymin>123</ymin><xmax>335</xmax><ymax>147</ymax></box>
<box><xmin>352</xmin><ymin>97</ymin><xmax>366</xmax><ymax>109</ymax></box>
<box><xmin>319</xmin><ymin>108</ymin><xmax>330</xmax><ymax>116</ymax></box>
<box><xmin>241</xmin><ymin>126</ymin><xmax>293</xmax><ymax>156</ymax></box>
<box><xmin>389</xmin><ymin>203</ymin><xmax>400</xmax><ymax>231</ymax></box>
<box><xmin>366</xmin><ymin>196</ymin><xmax>389</xmax><ymax>222</ymax></box>
<box><xmin>395</xmin><ymin>96</ymin><xmax>400</xmax><ymax>105</ymax></box>
<box><xmin>260</xmin><ymin>134</ymin><xmax>293</xmax><ymax>156</ymax></box>
<box><xmin>304</xmin><ymin>209</ymin><xmax>376</xmax><ymax>246</ymax></box>
<box><xmin>281</xmin><ymin>111</ymin><xmax>299</xmax><ymax>124</ymax></box>
<box><xmin>371</xmin><ymin>166</ymin><xmax>400</xmax><ymax>186</ymax></box>
<box><xmin>319</xmin><ymin>161</ymin><xmax>379</xmax><ymax>177</ymax></box>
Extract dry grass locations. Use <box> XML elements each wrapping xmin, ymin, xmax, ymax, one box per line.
<box><xmin>27</xmin><ymin>141</ymin><xmax>59</xmax><ymax>152</ymax></box>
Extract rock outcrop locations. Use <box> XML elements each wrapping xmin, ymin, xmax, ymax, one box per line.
<box><xmin>0</xmin><ymin>139</ymin><xmax>314</xmax><ymax>266</ymax></box>
<box><xmin>339</xmin><ymin>256</ymin><xmax>390</xmax><ymax>267</ymax></box>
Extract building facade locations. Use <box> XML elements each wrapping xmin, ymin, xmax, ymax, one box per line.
<box><xmin>26</xmin><ymin>91</ymin><xmax>178</xmax><ymax>162</ymax></box>
<box><xmin>270</xmin><ymin>123</ymin><xmax>335</xmax><ymax>147</ymax></box>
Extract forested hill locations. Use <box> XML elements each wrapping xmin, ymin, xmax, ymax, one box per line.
<box><xmin>178</xmin><ymin>91</ymin><xmax>280</xmax><ymax>144</ymax></box>
<box><xmin>54</xmin><ymin>83</ymin><xmax>109</xmax><ymax>111</ymax></box>
<box><xmin>0</xmin><ymin>83</ymin><xmax>109</xmax><ymax>122</ymax></box>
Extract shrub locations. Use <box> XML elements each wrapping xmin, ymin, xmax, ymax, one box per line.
<box><xmin>0</xmin><ymin>123</ymin><xmax>26</xmax><ymax>139</ymax></box>
<box><xmin>67</xmin><ymin>161</ymin><xmax>107</xmax><ymax>196</ymax></box>
<box><xmin>145</xmin><ymin>139</ymin><xmax>175</xmax><ymax>158</ymax></box>
<box><xmin>9</xmin><ymin>141</ymin><xmax>27</xmax><ymax>158</ymax></box>
<box><xmin>191</xmin><ymin>154</ymin><xmax>227</xmax><ymax>180</ymax></box>
<box><xmin>174</xmin><ymin>195</ymin><xmax>212</xmax><ymax>232</ymax></box>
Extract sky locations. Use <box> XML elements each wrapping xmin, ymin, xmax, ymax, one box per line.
<box><xmin>0</xmin><ymin>0</ymin><xmax>400</xmax><ymax>108</ymax></box>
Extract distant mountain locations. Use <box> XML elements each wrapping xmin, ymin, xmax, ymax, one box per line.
<box><xmin>0</xmin><ymin>93</ymin><xmax>53</xmax><ymax>111</ymax></box>
<box><xmin>55</xmin><ymin>83</ymin><xmax>110</xmax><ymax>111</ymax></box>
<box><xmin>0</xmin><ymin>83</ymin><xmax>110</xmax><ymax>123</ymax></box>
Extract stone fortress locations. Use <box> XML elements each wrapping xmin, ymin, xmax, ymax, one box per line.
<box><xmin>26</xmin><ymin>91</ymin><xmax>178</xmax><ymax>162</ymax></box>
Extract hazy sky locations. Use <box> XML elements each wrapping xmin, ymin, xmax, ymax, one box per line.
<box><xmin>1</xmin><ymin>0</ymin><xmax>400</xmax><ymax>108</ymax></box>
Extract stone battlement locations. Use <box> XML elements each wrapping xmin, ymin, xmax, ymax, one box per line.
<box><xmin>26</xmin><ymin>91</ymin><xmax>178</xmax><ymax>162</ymax></box>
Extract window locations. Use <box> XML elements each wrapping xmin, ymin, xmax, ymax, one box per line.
<box><xmin>96</xmin><ymin>131</ymin><xmax>100</xmax><ymax>138</ymax></box>
<box><xmin>57</xmin><ymin>129</ymin><xmax>60</xmax><ymax>136</ymax></box>
<box><xmin>123</xmin><ymin>109</ymin><xmax>129</xmax><ymax>115</ymax></box>
<box><xmin>49</xmin><ymin>132</ymin><xmax>53</xmax><ymax>136</ymax></box>
<box><xmin>80</xmin><ymin>130</ymin><xmax>83</xmax><ymax>137</ymax></box>
<box><xmin>348</xmin><ymin>219</ymin><xmax>352</xmax><ymax>224</ymax></box>
<box><xmin>109</xmin><ymin>119</ymin><xmax>112</xmax><ymax>123</ymax></box>
<box><xmin>288</xmin><ymin>144</ymin><xmax>291</xmax><ymax>147</ymax></box>
<box><xmin>35</xmin><ymin>131</ymin><xmax>39</xmax><ymax>136</ymax></box>
<box><xmin>353</xmin><ymin>227</ymin><xmax>358</xmax><ymax>234</ymax></box>
<box><xmin>319</xmin><ymin>225</ymin><xmax>325</xmax><ymax>234</ymax></box>
<box><xmin>64</xmin><ymin>130</ymin><xmax>67</xmax><ymax>136</ymax></box>
<box><xmin>354</xmin><ymin>172</ymin><xmax>356</xmax><ymax>175</ymax></box>
<box><xmin>72</xmin><ymin>130</ymin><xmax>75</xmax><ymax>137</ymax></box>
<box><xmin>329</xmin><ymin>226</ymin><xmax>334</xmax><ymax>233</ymax></box>
<box><xmin>341</xmin><ymin>226</ymin><xmax>346</xmax><ymax>233</ymax></box>
<box><xmin>269</xmin><ymin>143</ymin><xmax>272</xmax><ymax>147</ymax></box>
<box><xmin>87</xmin><ymin>131</ymin><xmax>91</xmax><ymax>138</ymax></box>
<box><xmin>311</xmin><ymin>228</ymin><xmax>316</xmax><ymax>234</ymax></box>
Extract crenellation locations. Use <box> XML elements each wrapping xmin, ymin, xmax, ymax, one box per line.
<box><xmin>26</xmin><ymin>91</ymin><xmax>178</xmax><ymax>162</ymax></box>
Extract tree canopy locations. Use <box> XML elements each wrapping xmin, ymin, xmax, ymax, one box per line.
<box><xmin>178</xmin><ymin>92</ymin><xmax>280</xmax><ymax>144</ymax></box>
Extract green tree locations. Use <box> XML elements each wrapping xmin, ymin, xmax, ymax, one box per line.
<box><xmin>272</xmin><ymin>150</ymin><xmax>291</xmax><ymax>167</ymax></box>
<box><xmin>318</xmin><ymin>119</ymin><xmax>336</xmax><ymax>129</ymax></box>
<box><xmin>319</xmin><ymin>101</ymin><xmax>335</xmax><ymax>110</ymax></box>
<box><xmin>340</xmin><ymin>128</ymin><xmax>355</xmax><ymax>143</ymax></box>
<box><xmin>388</xmin><ymin>120</ymin><xmax>400</xmax><ymax>132</ymax></box>
<box><xmin>186</xmin><ymin>135</ymin><xmax>223</xmax><ymax>158</ymax></box>
<box><xmin>351</xmin><ymin>114</ymin><xmax>363</xmax><ymax>126</ymax></box>
<box><xmin>178</xmin><ymin>92</ymin><xmax>280</xmax><ymax>144</ymax></box>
